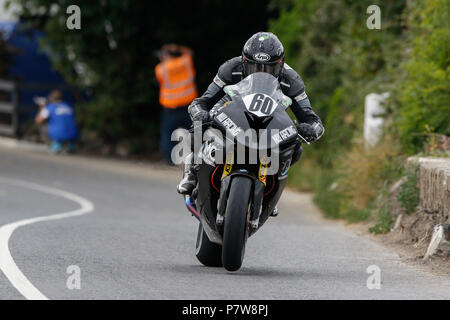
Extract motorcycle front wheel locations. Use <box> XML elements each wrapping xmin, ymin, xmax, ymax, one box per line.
<box><xmin>222</xmin><ymin>176</ymin><xmax>252</xmax><ymax>272</ymax></box>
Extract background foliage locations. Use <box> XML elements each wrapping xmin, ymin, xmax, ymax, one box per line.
<box><xmin>4</xmin><ymin>0</ymin><xmax>449</xmax><ymax>229</ymax></box>
<box><xmin>395</xmin><ymin>0</ymin><xmax>450</xmax><ymax>153</ymax></box>
<box><xmin>7</xmin><ymin>0</ymin><xmax>275</xmax><ymax>151</ymax></box>
<box><xmin>269</xmin><ymin>0</ymin><xmax>449</xmax><ymax>228</ymax></box>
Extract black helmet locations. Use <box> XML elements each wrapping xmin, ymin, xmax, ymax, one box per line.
<box><xmin>242</xmin><ymin>32</ymin><xmax>285</xmax><ymax>77</ymax></box>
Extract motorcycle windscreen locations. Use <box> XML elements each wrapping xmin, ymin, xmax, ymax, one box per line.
<box><xmin>224</xmin><ymin>72</ymin><xmax>291</xmax><ymax>111</ymax></box>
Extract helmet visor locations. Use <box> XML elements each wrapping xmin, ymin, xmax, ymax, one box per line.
<box><xmin>244</xmin><ymin>60</ymin><xmax>283</xmax><ymax>78</ymax></box>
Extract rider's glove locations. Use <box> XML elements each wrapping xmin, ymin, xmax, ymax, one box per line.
<box><xmin>296</xmin><ymin>123</ymin><xmax>317</xmax><ymax>143</ymax></box>
<box><xmin>188</xmin><ymin>103</ymin><xmax>211</xmax><ymax>122</ymax></box>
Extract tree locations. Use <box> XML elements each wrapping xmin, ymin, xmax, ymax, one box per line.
<box><xmin>9</xmin><ymin>0</ymin><xmax>274</xmax><ymax>150</ymax></box>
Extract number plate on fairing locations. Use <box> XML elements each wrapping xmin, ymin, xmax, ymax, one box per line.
<box><xmin>243</xmin><ymin>93</ymin><xmax>277</xmax><ymax>117</ymax></box>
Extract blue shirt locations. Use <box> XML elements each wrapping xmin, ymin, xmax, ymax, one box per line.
<box><xmin>41</xmin><ymin>102</ymin><xmax>79</xmax><ymax>142</ymax></box>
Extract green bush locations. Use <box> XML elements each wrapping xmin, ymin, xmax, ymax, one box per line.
<box><xmin>397</xmin><ymin>164</ymin><xmax>420</xmax><ymax>214</ymax></box>
<box><xmin>369</xmin><ymin>185</ymin><xmax>394</xmax><ymax>234</ymax></box>
<box><xmin>395</xmin><ymin>0</ymin><xmax>450</xmax><ymax>153</ymax></box>
<box><xmin>369</xmin><ymin>212</ymin><xmax>393</xmax><ymax>234</ymax></box>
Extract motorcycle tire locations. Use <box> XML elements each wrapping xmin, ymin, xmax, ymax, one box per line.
<box><xmin>195</xmin><ymin>222</ymin><xmax>223</xmax><ymax>267</ymax></box>
<box><xmin>222</xmin><ymin>176</ymin><xmax>252</xmax><ymax>271</ymax></box>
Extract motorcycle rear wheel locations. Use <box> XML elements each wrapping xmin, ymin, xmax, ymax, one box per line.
<box><xmin>195</xmin><ymin>223</ymin><xmax>223</xmax><ymax>267</ymax></box>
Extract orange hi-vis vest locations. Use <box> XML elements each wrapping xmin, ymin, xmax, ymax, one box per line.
<box><xmin>155</xmin><ymin>54</ymin><xmax>198</xmax><ymax>109</ymax></box>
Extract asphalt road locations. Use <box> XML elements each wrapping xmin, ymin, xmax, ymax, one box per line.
<box><xmin>0</xmin><ymin>146</ymin><xmax>449</xmax><ymax>300</ymax></box>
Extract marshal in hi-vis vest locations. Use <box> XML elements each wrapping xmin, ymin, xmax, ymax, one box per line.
<box><xmin>155</xmin><ymin>54</ymin><xmax>198</xmax><ymax>109</ymax></box>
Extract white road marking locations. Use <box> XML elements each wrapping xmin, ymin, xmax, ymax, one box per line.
<box><xmin>0</xmin><ymin>177</ymin><xmax>94</xmax><ymax>300</ymax></box>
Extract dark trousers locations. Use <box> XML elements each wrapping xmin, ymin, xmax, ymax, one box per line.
<box><xmin>160</xmin><ymin>106</ymin><xmax>192</xmax><ymax>165</ymax></box>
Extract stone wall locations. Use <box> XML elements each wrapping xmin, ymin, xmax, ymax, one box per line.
<box><xmin>414</xmin><ymin>157</ymin><xmax>450</xmax><ymax>223</ymax></box>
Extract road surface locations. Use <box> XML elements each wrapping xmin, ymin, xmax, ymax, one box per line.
<box><xmin>0</xmin><ymin>146</ymin><xmax>449</xmax><ymax>299</ymax></box>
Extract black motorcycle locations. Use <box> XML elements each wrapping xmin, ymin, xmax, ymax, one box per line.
<box><xmin>184</xmin><ymin>72</ymin><xmax>307</xmax><ymax>271</ymax></box>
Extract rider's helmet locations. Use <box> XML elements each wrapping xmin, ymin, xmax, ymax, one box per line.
<box><xmin>242</xmin><ymin>32</ymin><xmax>285</xmax><ymax>78</ymax></box>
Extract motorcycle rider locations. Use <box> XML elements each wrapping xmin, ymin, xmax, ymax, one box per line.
<box><xmin>177</xmin><ymin>32</ymin><xmax>324</xmax><ymax>195</ymax></box>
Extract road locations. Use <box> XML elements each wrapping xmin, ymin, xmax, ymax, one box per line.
<box><xmin>0</xmin><ymin>146</ymin><xmax>449</xmax><ymax>300</ymax></box>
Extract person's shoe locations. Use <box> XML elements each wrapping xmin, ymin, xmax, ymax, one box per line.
<box><xmin>49</xmin><ymin>141</ymin><xmax>62</xmax><ymax>154</ymax></box>
<box><xmin>66</xmin><ymin>143</ymin><xmax>76</xmax><ymax>154</ymax></box>
<box><xmin>177</xmin><ymin>163</ymin><xmax>197</xmax><ymax>195</ymax></box>
<box><xmin>270</xmin><ymin>206</ymin><xmax>279</xmax><ymax>217</ymax></box>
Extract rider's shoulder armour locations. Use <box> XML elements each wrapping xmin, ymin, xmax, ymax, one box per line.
<box><xmin>216</xmin><ymin>56</ymin><xmax>245</xmax><ymax>87</ymax></box>
<box><xmin>279</xmin><ymin>63</ymin><xmax>306</xmax><ymax>100</ymax></box>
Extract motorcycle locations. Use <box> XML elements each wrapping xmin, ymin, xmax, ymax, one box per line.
<box><xmin>184</xmin><ymin>72</ymin><xmax>307</xmax><ymax>271</ymax></box>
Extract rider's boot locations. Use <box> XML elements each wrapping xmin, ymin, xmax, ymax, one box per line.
<box><xmin>177</xmin><ymin>153</ymin><xmax>197</xmax><ymax>195</ymax></box>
